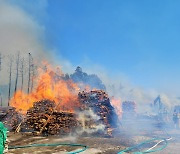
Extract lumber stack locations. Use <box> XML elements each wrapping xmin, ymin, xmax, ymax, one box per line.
<box><xmin>78</xmin><ymin>90</ymin><xmax>119</xmax><ymax>130</ymax></box>
<box><xmin>25</xmin><ymin>100</ymin><xmax>78</xmax><ymax>135</ymax></box>
<box><xmin>1</xmin><ymin>107</ymin><xmax>23</xmax><ymax>131</ymax></box>
<box><xmin>2</xmin><ymin>90</ymin><xmax>119</xmax><ymax>136</ymax></box>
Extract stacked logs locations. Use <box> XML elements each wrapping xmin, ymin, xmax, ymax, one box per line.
<box><xmin>78</xmin><ymin>90</ymin><xmax>119</xmax><ymax>130</ymax></box>
<box><xmin>1</xmin><ymin>107</ymin><xmax>23</xmax><ymax>131</ymax></box>
<box><xmin>25</xmin><ymin>100</ymin><xmax>78</xmax><ymax>135</ymax></box>
<box><xmin>78</xmin><ymin>90</ymin><xmax>109</xmax><ymax>104</ymax></box>
<box><xmin>2</xmin><ymin>90</ymin><xmax>119</xmax><ymax>136</ymax></box>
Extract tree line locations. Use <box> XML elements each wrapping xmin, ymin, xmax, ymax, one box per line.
<box><xmin>0</xmin><ymin>52</ymin><xmax>36</xmax><ymax>106</ymax></box>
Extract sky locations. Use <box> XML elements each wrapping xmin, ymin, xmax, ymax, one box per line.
<box><xmin>43</xmin><ymin>0</ymin><xmax>180</xmax><ymax>95</ymax></box>
<box><xmin>0</xmin><ymin>0</ymin><xmax>180</xmax><ymax>105</ymax></box>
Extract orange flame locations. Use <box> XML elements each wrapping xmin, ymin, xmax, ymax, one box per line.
<box><xmin>111</xmin><ymin>97</ymin><xmax>122</xmax><ymax>119</ymax></box>
<box><xmin>10</xmin><ymin>63</ymin><xmax>80</xmax><ymax>114</ymax></box>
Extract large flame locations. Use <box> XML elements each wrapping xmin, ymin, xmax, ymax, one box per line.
<box><xmin>10</xmin><ymin>63</ymin><xmax>80</xmax><ymax>113</ymax></box>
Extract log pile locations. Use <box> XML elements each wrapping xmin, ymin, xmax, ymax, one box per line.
<box><xmin>2</xmin><ymin>90</ymin><xmax>119</xmax><ymax>136</ymax></box>
<box><xmin>25</xmin><ymin>100</ymin><xmax>78</xmax><ymax>135</ymax></box>
<box><xmin>0</xmin><ymin>107</ymin><xmax>23</xmax><ymax>131</ymax></box>
<box><xmin>78</xmin><ymin>90</ymin><xmax>119</xmax><ymax>130</ymax></box>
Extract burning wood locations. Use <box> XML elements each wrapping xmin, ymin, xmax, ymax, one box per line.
<box><xmin>2</xmin><ymin>89</ymin><xmax>119</xmax><ymax>136</ymax></box>
<box><xmin>78</xmin><ymin>90</ymin><xmax>119</xmax><ymax>131</ymax></box>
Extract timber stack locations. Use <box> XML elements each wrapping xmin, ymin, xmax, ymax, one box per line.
<box><xmin>1</xmin><ymin>90</ymin><xmax>119</xmax><ymax>136</ymax></box>
<box><xmin>1</xmin><ymin>107</ymin><xmax>23</xmax><ymax>131</ymax></box>
<box><xmin>25</xmin><ymin>100</ymin><xmax>78</xmax><ymax>135</ymax></box>
<box><xmin>78</xmin><ymin>90</ymin><xmax>119</xmax><ymax>130</ymax></box>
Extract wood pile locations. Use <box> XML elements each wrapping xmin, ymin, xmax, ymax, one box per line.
<box><xmin>78</xmin><ymin>90</ymin><xmax>119</xmax><ymax>130</ymax></box>
<box><xmin>25</xmin><ymin>100</ymin><xmax>78</xmax><ymax>135</ymax></box>
<box><xmin>0</xmin><ymin>107</ymin><xmax>23</xmax><ymax>131</ymax></box>
<box><xmin>1</xmin><ymin>90</ymin><xmax>120</xmax><ymax>136</ymax></box>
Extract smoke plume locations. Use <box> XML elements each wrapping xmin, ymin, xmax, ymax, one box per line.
<box><xmin>0</xmin><ymin>0</ymin><xmax>49</xmax><ymax>84</ymax></box>
<box><xmin>77</xmin><ymin>109</ymin><xmax>105</xmax><ymax>135</ymax></box>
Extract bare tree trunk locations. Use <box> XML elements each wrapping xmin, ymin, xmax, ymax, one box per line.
<box><xmin>27</xmin><ymin>53</ymin><xmax>31</xmax><ymax>94</ymax></box>
<box><xmin>0</xmin><ymin>93</ymin><xmax>2</xmax><ymax>107</ymax></box>
<box><xmin>0</xmin><ymin>53</ymin><xmax>2</xmax><ymax>93</ymax></box>
<box><xmin>0</xmin><ymin>53</ymin><xmax>2</xmax><ymax>100</ymax></box>
<box><xmin>8</xmin><ymin>59</ymin><xmax>12</xmax><ymax>106</ymax></box>
<box><xmin>20</xmin><ymin>58</ymin><xmax>24</xmax><ymax>92</ymax></box>
<box><xmin>0</xmin><ymin>53</ymin><xmax>2</xmax><ymax>72</ymax></box>
<box><xmin>31</xmin><ymin>64</ymin><xmax>34</xmax><ymax>93</ymax></box>
<box><xmin>14</xmin><ymin>53</ymin><xmax>20</xmax><ymax>93</ymax></box>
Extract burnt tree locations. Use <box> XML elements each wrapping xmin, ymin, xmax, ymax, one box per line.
<box><xmin>8</xmin><ymin>56</ymin><xmax>13</xmax><ymax>106</ymax></box>
<box><xmin>20</xmin><ymin>58</ymin><xmax>25</xmax><ymax>92</ymax></box>
<box><xmin>14</xmin><ymin>53</ymin><xmax>20</xmax><ymax>93</ymax></box>
<box><xmin>27</xmin><ymin>53</ymin><xmax>33</xmax><ymax>94</ymax></box>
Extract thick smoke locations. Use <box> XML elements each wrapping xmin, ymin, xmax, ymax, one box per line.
<box><xmin>0</xmin><ymin>0</ymin><xmax>48</xmax><ymax>84</ymax></box>
<box><xmin>0</xmin><ymin>0</ymin><xmax>51</xmax><ymax>105</ymax></box>
<box><xmin>0</xmin><ymin>0</ymin><xmax>179</xmax><ymax>113</ymax></box>
<box><xmin>80</xmin><ymin>65</ymin><xmax>180</xmax><ymax>113</ymax></box>
<box><xmin>105</xmin><ymin>77</ymin><xmax>180</xmax><ymax>112</ymax></box>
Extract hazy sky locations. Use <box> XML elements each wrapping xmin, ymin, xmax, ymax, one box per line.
<box><xmin>43</xmin><ymin>0</ymin><xmax>180</xmax><ymax>95</ymax></box>
<box><xmin>2</xmin><ymin>0</ymin><xmax>180</xmax><ymax>97</ymax></box>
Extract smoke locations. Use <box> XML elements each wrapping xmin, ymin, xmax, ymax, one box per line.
<box><xmin>0</xmin><ymin>0</ymin><xmax>52</xmax><ymax>106</ymax></box>
<box><xmin>0</xmin><ymin>0</ymin><xmax>179</xmax><ymax>112</ymax></box>
<box><xmin>0</xmin><ymin>0</ymin><xmax>47</xmax><ymax>55</ymax></box>
<box><xmin>0</xmin><ymin>0</ymin><xmax>50</xmax><ymax>84</ymax></box>
<box><xmin>80</xmin><ymin>64</ymin><xmax>180</xmax><ymax>113</ymax></box>
<box><xmin>77</xmin><ymin>108</ymin><xmax>105</xmax><ymax>135</ymax></box>
<box><xmin>105</xmin><ymin>76</ymin><xmax>180</xmax><ymax>112</ymax></box>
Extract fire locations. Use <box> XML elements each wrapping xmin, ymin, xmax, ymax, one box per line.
<box><xmin>111</xmin><ymin>97</ymin><xmax>122</xmax><ymax>119</ymax></box>
<box><xmin>10</xmin><ymin>63</ymin><xmax>80</xmax><ymax>113</ymax></box>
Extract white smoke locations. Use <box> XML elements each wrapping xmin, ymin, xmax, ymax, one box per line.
<box><xmin>0</xmin><ymin>0</ymin><xmax>49</xmax><ymax>84</ymax></box>
<box><xmin>80</xmin><ymin>64</ymin><xmax>180</xmax><ymax>112</ymax></box>
<box><xmin>0</xmin><ymin>0</ymin><xmax>179</xmax><ymax>112</ymax></box>
<box><xmin>0</xmin><ymin>0</ymin><xmax>52</xmax><ymax>106</ymax></box>
<box><xmin>104</xmin><ymin>77</ymin><xmax>180</xmax><ymax>112</ymax></box>
<box><xmin>77</xmin><ymin>108</ymin><xmax>105</xmax><ymax>134</ymax></box>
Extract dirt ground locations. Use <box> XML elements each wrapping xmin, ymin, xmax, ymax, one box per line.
<box><xmin>7</xmin><ymin>129</ymin><xmax>180</xmax><ymax>154</ymax></box>
<box><xmin>155</xmin><ymin>130</ymin><xmax>180</xmax><ymax>154</ymax></box>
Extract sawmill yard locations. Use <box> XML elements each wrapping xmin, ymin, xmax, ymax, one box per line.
<box><xmin>1</xmin><ymin>66</ymin><xmax>180</xmax><ymax>154</ymax></box>
<box><xmin>1</xmin><ymin>1</ymin><xmax>180</xmax><ymax>154</ymax></box>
